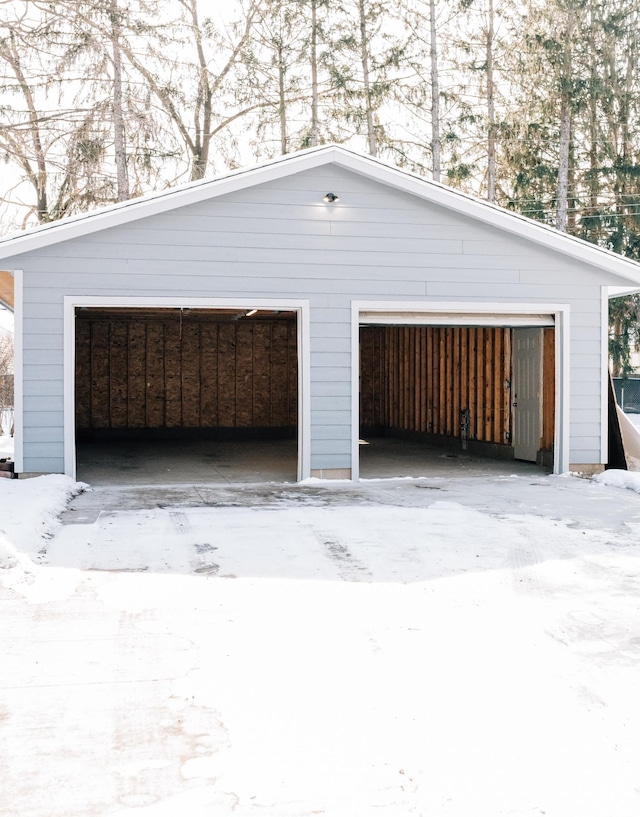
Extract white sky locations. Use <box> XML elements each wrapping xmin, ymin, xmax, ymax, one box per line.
<box><xmin>0</xmin><ymin>307</ymin><xmax>14</xmax><ymax>332</ymax></box>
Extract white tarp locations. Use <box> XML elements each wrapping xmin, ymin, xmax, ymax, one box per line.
<box><xmin>617</xmin><ymin>405</ymin><xmax>640</xmax><ymax>470</ymax></box>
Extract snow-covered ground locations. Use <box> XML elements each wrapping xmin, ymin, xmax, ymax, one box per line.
<box><xmin>0</xmin><ymin>432</ymin><xmax>13</xmax><ymax>460</ymax></box>
<box><xmin>2</xmin><ymin>471</ymin><xmax>640</xmax><ymax>816</ymax></box>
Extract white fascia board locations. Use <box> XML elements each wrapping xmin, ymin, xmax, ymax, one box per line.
<box><xmin>608</xmin><ymin>286</ymin><xmax>640</xmax><ymax>298</ymax></box>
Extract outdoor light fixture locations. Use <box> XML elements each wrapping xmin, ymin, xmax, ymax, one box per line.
<box><xmin>245</xmin><ymin>309</ymin><xmax>258</xmax><ymax>317</ymax></box>
<box><xmin>323</xmin><ymin>192</ymin><xmax>339</xmax><ymax>203</ymax></box>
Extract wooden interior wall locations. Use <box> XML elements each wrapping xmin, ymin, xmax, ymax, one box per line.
<box><xmin>75</xmin><ymin>314</ymin><xmax>297</xmax><ymax>430</ymax></box>
<box><xmin>360</xmin><ymin>325</ymin><xmax>512</xmax><ymax>445</ymax></box>
<box><xmin>540</xmin><ymin>327</ymin><xmax>555</xmax><ymax>451</ymax></box>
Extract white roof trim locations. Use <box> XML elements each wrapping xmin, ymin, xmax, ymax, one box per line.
<box><xmin>2</xmin><ymin>143</ymin><xmax>640</xmax><ymax>286</ymax></box>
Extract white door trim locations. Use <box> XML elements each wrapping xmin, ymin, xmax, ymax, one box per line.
<box><xmin>11</xmin><ymin>270</ymin><xmax>23</xmax><ymax>472</ymax></box>
<box><xmin>64</xmin><ymin>296</ymin><xmax>311</xmax><ymax>481</ymax></box>
<box><xmin>600</xmin><ymin>287</ymin><xmax>609</xmax><ymax>464</ymax></box>
<box><xmin>352</xmin><ymin>300</ymin><xmax>570</xmax><ymax>478</ymax></box>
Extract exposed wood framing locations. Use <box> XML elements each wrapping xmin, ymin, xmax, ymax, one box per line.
<box><xmin>540</xmin><ymin>327</ymin><xmax>555</xmax><ymax>451</ymax></box>
<box><xmin>360</xmin><ymin>325</ymin><xmax>513</xmax><ymax>445</ymax></box>
<box><xmin>75</xmin><ymin>311</ymin><xmax>297</xmax><ymax>431</ymax></box>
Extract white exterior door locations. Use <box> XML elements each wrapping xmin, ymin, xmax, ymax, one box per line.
<box><xmin>512</xmin><ymin>328</ymin><xmax>543</xmax><ymax>462</ymax></box>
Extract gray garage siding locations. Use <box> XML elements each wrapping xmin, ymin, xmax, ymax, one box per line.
<box><xmin>7</xmin><ymin>163</ymin><xmax>624</xmax><ymax>473</ymax></box>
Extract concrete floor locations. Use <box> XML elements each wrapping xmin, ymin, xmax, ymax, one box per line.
<box><xmin>67</xmin><ymin>437</ymin><xmax>548</xmax><ymax>525</ymax></box>
<box><xmin>358</xmin><ymin>437</ymin><xmax>546</xmax><ymax>480</ymax></box>
<box><xmin>76</xmin><ymin>438</ymin><xmax>299</xmax><ymax>486</ymax></box>
<box><xmin>76</xmin><ymin>436</ymin><xmax>546</xmax><ymax>487</ymax></box>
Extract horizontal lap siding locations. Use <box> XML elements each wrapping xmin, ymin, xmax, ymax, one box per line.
<box><xmin>10</xmin><ymin>164</ymin><xmax>614</xmax><ymax>472</ymax></box>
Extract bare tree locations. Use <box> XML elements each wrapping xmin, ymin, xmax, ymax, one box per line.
<box><xmin>0</xmin><ymin>331</ymin><xmax>14</xmax><ymax>427</ymax></box>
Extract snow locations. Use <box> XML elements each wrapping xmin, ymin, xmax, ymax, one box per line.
<box><xmin>0</xmin><ymin>432</ymin><xmax>12</xmax><ymax>459</ymax></box>
<box><xmin>595</xmin><ymin>467</ymin><xmax>640</xmax><ymax>493</ymax></box>
<box><xmin>2</xmin><ymin>473</ymin><xmax>640</xmax><ymax>816</ymax></box>
<box><xmin>0</xmin><ymin>474</ymin><xmax>84</xmax><ymax>569</ymax></box>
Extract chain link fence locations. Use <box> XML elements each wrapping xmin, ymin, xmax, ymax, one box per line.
<box><xmin>613</xmin><ymin>377</ymin><xmax>640</xmax><ymax>413</ymax></box>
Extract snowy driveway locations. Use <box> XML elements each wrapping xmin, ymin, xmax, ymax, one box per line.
<box><xmin>2</xmin><ymin>473</ymin><xmax>640</xmax><ymax>816</ymax></box>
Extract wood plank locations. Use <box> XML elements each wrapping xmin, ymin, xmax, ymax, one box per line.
<box><xmin>127</xmin><ymin>321</ymin><xmax>146</xmax><ymax>428</ymax></box>
<box><xmin>181</xmin><ymin>322</ymin><xmax>201</xmax><ymax>427</ymax></box>
<box><xmin>75</xmin><ymin>319</ymin><xmax>91</xmax><ymax>430</ymax></box>
<box><xmin>389</xmin><ymin>326</ymin><xmax>396</xmax><ymax>428</ymax></box>
<box><xmin>438</xmin><ymin>328</ymin><xmax>446</xmax><ymax>435</ymax></box>
<box><xmin>484</xmin><ymin>328</ymin><xmax>493</xmax><ymax>441</ymax></box>
<box><xmin>200</xmin><ymin>323</ymin><xmax>218</xmax><ymax>426</ymax></box>
<box><xmin>426</xmin><ymin>327</ymin><xmax>433</xmax><ymax>433</ymax></box>
<box><xmin>360</xmin><ymin>327</ymin><xmax>374</xmax><ymax>428</ymax></box>
<box><xmin>90</xmin><ymin>321</ymin><xmax>110</xmax><ymax>429</ymax></box>
<box><xmin>383</xmin><ymin>327</ymin><xmax>390</xmax><ymax>427</ymax></box>
<box><xmin>503</xmin><ymin>329</ymin><xmax>512</xmax><ymax>445</ymax></box>
<box><xmin>108</xmin><ymin>321</ymin><xmax>128</xmax><ymax>429</ymax></box>
<box><xmin>452</xmin><ymin>327</ymin><xmax>460</xmax><ymax>438</ymax></box>
<box><xmin>235</xmin><ymin>322</ymin><xmax>254</xmax><ymax>427</ymax></box>
<box><xmin>288</xmin><ymin>320</ymin><xmax>298</xmax><ymax>427</ymax></box>
<box><xmin>460</xmin><ymin>327</ymin><xmax>468</xmax><ymax>428</ymax></box>
<box><xmin>476</xmin><ymin>328</ymin><xmax>484</xmax><ymax>440</ymax></box>
<box><xmin>419</xmin><ymin>327</ymin><xmax>427</xmax><ymax>431</ymax></box>
<box><xmin>404</xmin><ymin>326</ymin><xmax>411</xmax><ymax>429</ymax></box>
<box><xmin>271</xmin><ymin>321</ymin><xmax>289</xmax><ymax>426</ymax></box>
<box><xmin>493</xmin><ymin>328</ymin><xmax>503</xmax><ymax>443</ymax></box>
<box><xmin>541</xmin><ymin>327</ymin><xmax>555</xmax><ymax>450</ymax></box>
<box><xmin>468</xmin><ymin>328</ymin><xmax>477</xmax><ymax>440</ymax></box>
<box><xmin>217</xmin><ymin>322</ymin><xmax>236</xmax><ymax>427</ymax></box>
<box><xmin>145</xmin><ymin>322</ymin><xmax>165</xmax><ymax>427</ymax></box>
<box><xmin>164</xmin><ymin>320</ymin><xmax>182</xmax><ymax>428</ymax></box>
<box><xmin>252</xmin><ymin>322</ymin><xmax>272</xmax><ymax>426</ymax></box>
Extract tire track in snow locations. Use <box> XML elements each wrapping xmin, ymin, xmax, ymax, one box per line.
<box><xmin>503</xmin><ymin>518</ymin><xmax>551</xmax><ymax>599</ymax></box>
<box><xmin>314</xmin><ymin>530</ymin><xmax>372</xmax><ymax>581</ymax></box>
<box><xmin>168</xmin><ymin>510</ymin><xmax>219</xmax><ymax>575</ymax></box>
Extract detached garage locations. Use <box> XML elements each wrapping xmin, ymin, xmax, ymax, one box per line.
<box><xmin>1</xmin><ymin>144</ymin><xmax>640</xmax><ymax>482</ymax></box>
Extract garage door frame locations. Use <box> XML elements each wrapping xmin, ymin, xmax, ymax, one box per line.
<box><xmin>64</xmin><ymin>296</ymin><xmax>311</xmax><ymax>481</ymax></box>
<box><xmin>351</xmin><ymin>300</ymin><xmax>571</xmax><ymax>478</ymax></box>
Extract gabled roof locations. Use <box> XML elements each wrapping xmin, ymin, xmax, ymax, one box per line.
<box><xmin>2</xmin><ymin>143</ymin><xmax>640</xmax><ymax>286</ymax></box>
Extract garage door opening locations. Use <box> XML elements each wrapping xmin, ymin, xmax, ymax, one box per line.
<box><xmin>74</xmin><ymin>307</ymin><xmax>299</xmax><ymax>484</ymax></box>
<box><xmin>358</xmin><ymin>323</ymin><xmax>555</xmax><ymax>478</ymax></box>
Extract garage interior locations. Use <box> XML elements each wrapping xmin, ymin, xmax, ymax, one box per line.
<box><xmin>359</xmin><ymin>323</ymin><xmax>555</xmax><ymax>478</ymax></box>
<box><xmin>74</xmin><ymin>307</ymin><xmax>299</xmax><ymax>484</ymax></box>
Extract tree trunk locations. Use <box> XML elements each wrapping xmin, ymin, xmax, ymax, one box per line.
<box><xmin>555</xmin><ymin>4</ymin><xmax>574</xmax><ymax>232</ymax></box>
<box><xmin>587</xmin><ymin>0</ymin><xmax>600</xmax><ymax>216</ymax></box>
<box><xmin>278</xmin><ymin>43</ymin><xmax>288</xmax><ymax>154</ymax></box>
<box><xmin>189</xmin><ymin>0</ymin><xmax>213</xmax><ymax>180</ymax></box>
<box><xmin>109</xmin><ymin>0</ymin><xmax>129</xmax><ymax>201</ymax></box>
<box><xmin>310</xmin><ymin>0</ymin><xmax>319</xmax><ymax>147</ymax></box>
<box><xmin>357</xmin><ymin>0</ymin><xmax>377</xmax><ymax>157</ymax></box>
<box><xmin>429</xmin><ymin>0</ymin><xmax>441</xmax><ymax>182</ymax></box>
<box><xmin>556</xmin><ymin>92</ymin><xmax>571</xmax><ymax>232</ymax></box>
<box><xmin>486</xmin><ymin>0</ymin><xmax>496</xmax><ymax>202</ymax></box>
